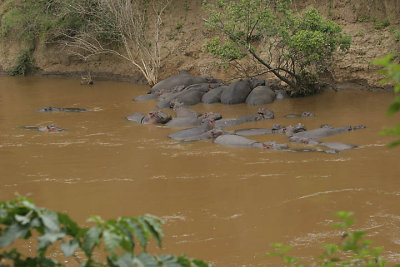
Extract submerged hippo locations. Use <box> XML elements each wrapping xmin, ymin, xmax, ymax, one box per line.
<box><xmin>285</xmin><ymin>111</ymin><xmax>315</xmax><ymax>118</ymax></box>
<box><xmin>126</xmin><ymin>110</ymin><xmax>172</xmax><ymax>125</ymax></box>
<box><xmin>166</xmin><ymin>101</ymin><xmax>222</xmax><ymax>127</ymax></box>
<box><xmin>289</xmin><ymin>125</ymin><xmax>366</xmax><ymax>141</ymax></box>
<box><xmin>168</xmin><ymin>118</ymin><xmax>215</xmax><ymax>140</ymax></box>
<box><xmin>150</xmin><ymin>71</ymin><xmax>222</xmax><ymax>94</ymax></box>
<box><xmin>182</xmin><ymin>128</ymin><xmax>229</xmax><ymax>142</ymax></box>
<box><xmin>214</xmin><ymin>135</ymin><xmax>288</xmax><ymax>150</ymax></box>
<box><xmin>215</xmin><ymin>108</ymin><xmax>274</xmax><ymax>128</ymax></box>
<box><xmin>22</xmin><ymin>125</ymin><xmax>65</xmax><ymax>132</ymax></box>
<box><xmin>37</xmin><ymin>106</ymin><xmax>87</xmax><ymax>112</ymax></box>
<box><xmin>234</xmin><ymin>123</ymin><xmax>306</xmax><ymax>136</ymax></box>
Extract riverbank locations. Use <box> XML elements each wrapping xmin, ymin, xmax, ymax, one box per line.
<box><xmin>0</xmin><ymin>0</ymin><xmax>399</xmax><ymax>90</ymax></box>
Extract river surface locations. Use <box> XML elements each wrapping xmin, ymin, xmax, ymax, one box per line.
<box><xmin>0</xmin><ymin>76</ymin><xmax>399</xmax><ymax>266</ymax></box>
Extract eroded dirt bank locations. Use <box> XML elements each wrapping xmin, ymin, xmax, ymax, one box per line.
<box><xmin>0</xmin><ymin>0</ymin><xmax>399</xmax><ymax>89</ymax></box>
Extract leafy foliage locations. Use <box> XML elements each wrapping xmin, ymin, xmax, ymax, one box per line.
<box><xmin>372</xmin><ymin>54</ymin><xmax>400</xmax><ymax>147</ymax></box>
<box><xmin>203</xmin><ymin>0</ymin><xmax>351</xmax><ymax>96</ymax></box>
<box><xmin>267</xmin><ymin>211</ymin><xmax>397</xmax><ymax>266</ymax></box>
<box><xmin>0</xmin><ymin>0</ymin><xmax>86</xmax><ymax>42</ymax></box>
<box><xmin>0</xmin><ymin>197</ymin><xmax>209</xmax><ymax>267</ymax></box>
<box><xmin>9</xmin><ymin>49</ymin><xmax>34</xmax><ymax>76</ymax></box>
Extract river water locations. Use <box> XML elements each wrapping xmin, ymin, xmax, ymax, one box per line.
<box><xmin>0</xmin><ymin>76</ymin><xmax>399</xmax><ymax>266</ymax></box>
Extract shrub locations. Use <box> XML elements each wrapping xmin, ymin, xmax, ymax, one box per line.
<box><xmin>203</xmin><ymin>0</ymin><xmax>351</xmax><ymax>96</ymax></box>
<box><xmin>9</xmin><ymin>49</ymin><xmax>34</xmax><ymax>76</ymax></box>
<box><xmin>0</xmin><ymin>197</ymin><xmax>209</xmax><ymax>266</ymax></box>
<box><xmin>268</xmin><ymin>211</ymin><xmax>393</xmax><ymax>266</ymax></box>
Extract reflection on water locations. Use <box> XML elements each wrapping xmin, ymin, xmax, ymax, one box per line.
<box><xmin>0</xmin><ymin>76</ymin><xmax>399</xmax><ymax>266</ymax></box>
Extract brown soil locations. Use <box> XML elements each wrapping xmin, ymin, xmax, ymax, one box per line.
<box><xmin>0</xmin><ymin>0</ymin><xmax>399</xmax><ymax>89</ymax></box>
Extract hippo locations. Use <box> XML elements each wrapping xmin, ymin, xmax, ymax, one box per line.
<box><xmin>150</xmin><ymin>71</ymin><xmax>222</xmax><ymax>94</ymax></box>
<box><xmin>220</xmin><ymin>80</ymin><xmax>252</xmax><ymax>105</ymax></box>
<box><xmin>284</xmin><ymin>111</ymin><xmax>315</xmax><ymax>118</ymax></box>
<box><xmin>319</xmin><ymin>142</ymin><xmax>357</xmax><ymax>151</ymax></box>
<box><xmin>182</xmin><ymin>128</ymin><xmax>230</xmax><ymax>142</ymax></box>
<box><xmin>202</xmin><ymin>85</ymin><xmax>227</xmax><ymax>104</ymax></box>
<box><xmin>214</xmin><ymin>108</ymin><xmax>274</xmax><ymax>128</ymax></box>
<box><xmin>170</xmin><ymin>100</ymin><xmax>200</xmax><ymax>118</ymax></box>
<box><xmin>126</xmin><ymin>110</ymin><xmax>172</xmax><ymax>124</ymax></box>
<box><xmin>289</xmin><ymin>125</ymin><xmax>366</xmax><ymax>142</ymax></box>
<box><xmin>168</xmin><ymin>118</ymin><xmax>215</xmax><ymax>140</ymax></box>
<box><xmin>37</xmin><ymin>106</ymin><xmax>87</xmax><ymax>112</ymax></box>
<box><xmin>234</xmin><ymin>123</ymin><xmax>306</xmax><ymax>136</ymax></box>
<box><xmin>22</xmin><ymin>125</ymin><xmax>65</xmax><ymax>132</ymax></box>
<box><xmin>214</xmin><ymin>135</ymin><xmax>288</xmax><ymax>150</ymax></box>
<box><xmin>133</xmin><ymin>93</ymin><xmax>159</xmax><ymax>102</ymax></box>
<box><xmin>245</xmin><ymin>85</ymin><xmax>276</xmax><ymax>106</ymax></box>
<box><xmin>157</xmin><ymin>82</ymin><xmax>223</xmax><ymax>108</ymax></box>
<box><xmin>166</xmin><ymin>101</ymin><xmax>222</xmax><ymax>127</ymax></box>
<box><xmin>275</xmin><ymin>90</ymin><xmax>289</xmax><ymax>100</ymax></box>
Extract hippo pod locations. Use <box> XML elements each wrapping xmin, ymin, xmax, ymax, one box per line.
<box><xmin>126</xmin><ymin>110</ymin><xmax>172</xmax><ymax>125</ymax></box>
<box><xmin>157</xmin><ymin>82</ymin><xmax>223</xmax><ymax>108</ymax></box>
<box><xmin>37</xmin><ymin>106</ymin><xmax>87</xmax><ymax>112</ymax></box>
<box><xmin>214</xmin><ymin>135</ymin><xmax>288</xmax><ymax>150</ymax></box>
<box><xmin>215</xmin><ymin>108</ymin><xmax>274</xmax><ymax>128</ymax></box>
<box><xmin>22</xmin><ymin>125</ymin><xmax>65</xmax><ymax>132</ymax></box>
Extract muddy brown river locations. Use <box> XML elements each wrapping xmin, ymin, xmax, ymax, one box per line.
<box><xmin>0</xmin><ymin>76</ymin><xmax>399</xmax><ymax>266</ymax></box>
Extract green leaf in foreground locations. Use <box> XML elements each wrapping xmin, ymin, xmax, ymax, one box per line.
<box><xmin>82</xmin><ymin>226</ymin><xmax>102</xmax><ymax>257</ymax></box>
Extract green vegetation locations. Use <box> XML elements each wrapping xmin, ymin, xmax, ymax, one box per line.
<box><xmin>0</xmin><ymin>197</ymin><xmax>209</xmax><ymax>267</ymax></box>
<box><xmin>373</xmin><ymin>19</ymin><xmax>390</xmax><ymax>30</ymax></box>
<box><xmin>0</xmin><ymin>0</ymin><xmax>85</xmax><ymax>42</ymax></box>
<box><xmin>372</xmin><ymin>54</ymin><xmax>400</xmax><ymax>147</ymax></box>
<box><xmin>203</xmin><ymin>0</ymin><xmax>351</xmax><ymax>96</ymax></box>
<box><xmin>9</xmin><ymin>49</ymin><xmax>34</xmax><ymax>76</ymax></box>
<box><xmin>0</xmin><ymin>0</ymin><xmax>169</xmax><ymax>84</ymax></box>
<box><xmin>268</xmin><ymin>211</ymin><xmax>396</xmax><ymax>266</ymax></box>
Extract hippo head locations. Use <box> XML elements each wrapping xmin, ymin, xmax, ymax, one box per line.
<box><xmin>201</xmin><ymin>118</ymin><xmax>215</xmax><ymax>130</ymax></box>
<box><xmin>208</xmin><ymin>128</ymin><xmax>224</xmax><ymax>138</ymax></box>
<box><xmin>37</xmin><ymin>106</ymin><xmax>56</xmax><ymax>112</ymax></box>
<box><xmin>293</xmin><ymin>123</ymin><xmax>306</xmax><ymax>133</ymax></box>
<box><xmin>301</xmin><ymin>111</ymin><xmax>315</xmax><ymax>117</ymax></box>
<box><xmin>147</xmin><ymin>110</ymin><xmax>172</xmax><ymax>124</ymax></box>
<box><xmin>201</xmin><ymin>112</ymin><xmax>222</xmax><ymax>121</ymax></box>
<box><xmin>272</xmin><ymin>124</ymin><xmax>283</xmax><ymax>131</ymax></box>
<box><xmin>170</xmin><ymin>99</ymin><xmax>184</xmax><ymax>110</ymax></box>
<box><xmin>39</xmin><ymin>125</ymin><xmax>63</xmax><ymax>132</ymax></box>
<box><xmin>320</xmin><ymin>124</ymin><xmax>334</xmax><ymax>129</ymax></box>
<box><xmin>257</xmin><ymin>108</ymin><xmax>274</xmax><ymax>119</ymax></box>
<box><xmin>249</xmin><ymin>78</ymin><xmax>266</xmax><ymax>89</ymax></box>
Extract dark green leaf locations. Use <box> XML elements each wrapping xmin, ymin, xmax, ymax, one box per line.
<box><xmin>128</xmin><ymin>219</ymin><xmax>148</xmax><ymax>250</ymax></box>
<box><xmin>157</xmin><ymin>254</ymin><xmax>180</xmax><ymax>267</ymax></box>
<box><xmin>57</xmin><ymin>213</ymin><xmax>81</xmax><ymax>236</ymax></box>
<box><xmin>387</xmin><ymin>102</ymin><xmax>400</xmax><ymax>116</ymax></box>
<box><xmin>60</xmin><ymin>239</ymin><xmax>79</xmax><ymax>257</ymax></box>
<box><xmin>190</xmin><ymin>259</ymin><xmax>211</xmax><ymax>267</ymax></box>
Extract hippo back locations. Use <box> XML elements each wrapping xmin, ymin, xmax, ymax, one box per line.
<box><xmin>150</xmin><ymin>71</ymin><xmax>221</xmax><ymax>94</ymax></box>
<box><xmin>220</xmin><ymin>80</ymin><xmax>252</xmax><ymax>104</ymax></box>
